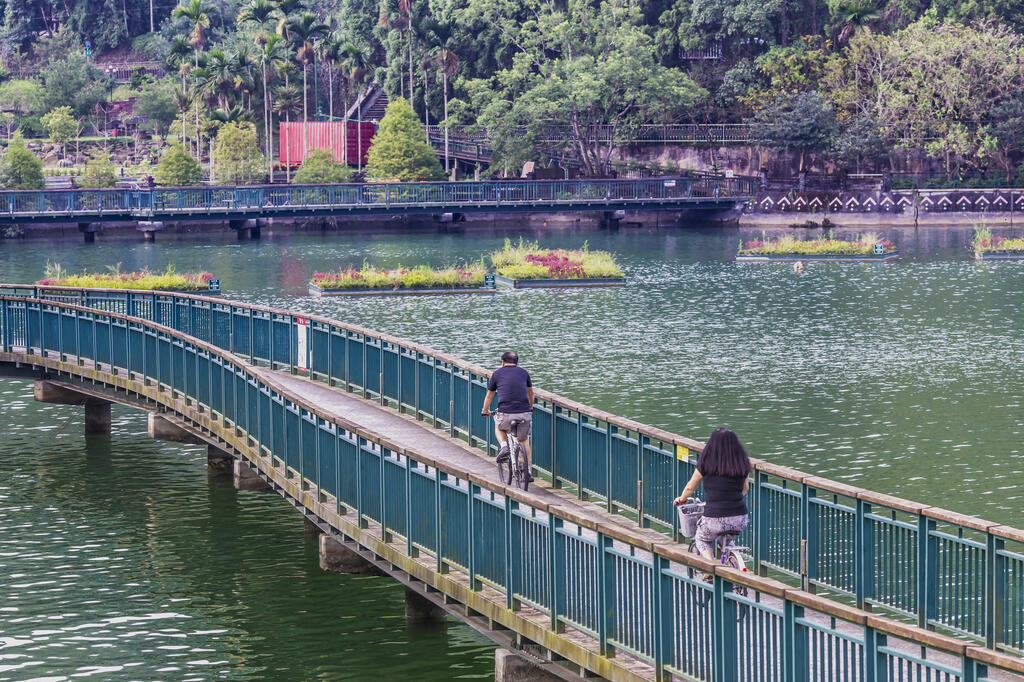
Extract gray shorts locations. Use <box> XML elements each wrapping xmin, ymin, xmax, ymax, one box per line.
<box><xmin>494</xmin><ymin>411</ymin><xmax>532</xmax><ymax>440</ymax></box>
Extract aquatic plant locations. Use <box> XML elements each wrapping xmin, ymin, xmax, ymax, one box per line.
<box><xmin>972</xmin><ymin>226</ymin><xmax>1024</xmax><ymax>253</ymax></box>
<box><xmin>311</xmin><ymin>264</ymin><xmax>487</xmax><ymax>290</ymax></box>
<box><xmin>37</xmin><ymin>265</ymin><xmax>215</xmax><ymax>291</ymax></box>
<box><xmin>738</xmin><ymin>232</ymin><xmax>896</xmax><ymax>255</ymax></box>
<box><xmin>489</xmin><ymin>238</ymin><xmax>624</xmax><ymax>279</ymax></box>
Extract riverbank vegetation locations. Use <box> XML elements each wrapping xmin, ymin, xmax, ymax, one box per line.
<box><xmin>5</xmin><ymin>0</ymin><xmax>1024</xmax><ymax>182</ymax></box>
<box><xmin>311</xmin><ymin>264</ymin><xmax>487</xmax><ymax>290</ymax></box>
<box><xmin>490</xmin><ymin>240</ymin><xmax>624</xmax><ymax>280</ymax></box>
<box><xmin>739</xmin><ymin>232</ymin><xmax>896</xmax><ymax>256</ymax></box>
<box><xmin>37</xmin><ymin>264</ymin><xmax>215</xmax><ymax>290</ymax></box>
<box><xmin>972</xmin><ymin>228</ymin><xmax>1024</xmax><ymax>255</ymax></box>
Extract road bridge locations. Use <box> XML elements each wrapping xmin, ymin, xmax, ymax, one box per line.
<box><xmin>0</xmin><ymin>285</ymin><xmax>1022</xmax><ymax>681</ymax></box>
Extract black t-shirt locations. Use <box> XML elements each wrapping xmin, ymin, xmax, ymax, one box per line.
<box><xmin>700</xmin><ymin>468</ymin><xmax>748</xmax><ymax>518</ymax></box>
<box><xmin>487</xmin><ymin>366</ymin><xmax>533</xmax><ymax>413</ymax></box>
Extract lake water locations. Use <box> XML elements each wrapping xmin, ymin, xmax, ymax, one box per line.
<box><xmin>1</xmin><ymin>222</ymin><xmax>1021</xmax><ymax>679</ymax></box>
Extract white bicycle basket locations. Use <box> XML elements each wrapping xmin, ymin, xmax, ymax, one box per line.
<box><xmin>677</xmin><ymin>501</ymin><xmax>705</xmax><ymax>537</ymax></box>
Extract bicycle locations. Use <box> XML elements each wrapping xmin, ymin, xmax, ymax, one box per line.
<box><xmin>677</xmin><ymin>498</ymin><xmax>751</xmax><ymax>614</ymax></box>
<box><xmin>487</xmin><ymin>412</ymin><xmax>530</xmax><ymax>491</ymax></box>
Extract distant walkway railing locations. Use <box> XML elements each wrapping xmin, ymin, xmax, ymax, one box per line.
<box><xmin>1</xmin><ymin>290</ymin><xmax>1022</xmax><ymax>681</ymax></box>
<box><xmin>2</xmin><ymin>284</ymin><xmax>1021</xmax><ymax>656</ymax></box>
<box><xmin>0</xmin><ymin>178</ymin><xmax>754</xmax><ymax>222</ymax></box>
<box><xmin>425</xmin><ymin>124</ymin><xmax>755</xmax><ymax>145</ymax></box>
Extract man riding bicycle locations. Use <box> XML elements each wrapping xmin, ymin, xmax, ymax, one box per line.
<box><xmin>481</xmin><ymin>351</ymin><xmax>535</xmax><ymax>483</ymax></box>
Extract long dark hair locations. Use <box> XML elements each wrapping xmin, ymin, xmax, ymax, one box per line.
<box><xmin>697</xmin><ymin>428</ymin><xmax>751</xmax><ymax>478</ymax></box>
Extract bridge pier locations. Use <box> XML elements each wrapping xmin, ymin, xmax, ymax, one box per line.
<box><xmin>233</xmin><ymin>458</ymin><xmax>271</xmax><ymax>492</ymax></box>
<box><xmin>147</xmin><ymin>412</ymin><xmax>205</xmax><ymax>444</ymax></box>
<box><xmin>137</xmin><ymin>221</ymin><xmax>163</xmax><ymax>242</ymax></box>
<box><xmin>230</xmin><ymin>218</ymin><xmax>263</xmax><ymax>240</ymax></box>
<box><xmin>601</xmin><ymin>210</ymin><xmax>625</xmax><ymax>230</ymax></box>
<box><xmin>494</xmin><ymin>649</ymin><xmax>563</xmax><ymax>682</ymax></box>
<box><xmin>318</xmin><ymin>533</ymin><xmax>384</xmax><ymax>575</ymax></box>
<box><xmin>78</xmin><ymin>222</ymin><xmax>98</xmax><ymax>243</ymax></box>
<box><xmin>206</xmin><ymin>445</ymin><xmax>234</xmax><ymax>476</ymax></box>
<box><xmin>33</xmin><ymin>380</ymin><xmax>111</xmax><ymax>435</ymax></box>
<box><xmin>404</xmin><ymin>588</ymin><xmax>447</xmax><ymax>625</ymax></box>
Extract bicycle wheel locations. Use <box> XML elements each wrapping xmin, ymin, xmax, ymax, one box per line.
<box><xmin>497</xmin><ymin>447</ymin><xmax>513</xmax><ymax>486</ymax></box>
<box><xmin>726</xmin><ymin>553</ymin><xmax>749</xmax><ymax>598</ymax></box>
<box><xmin>513</xmin><ymin>444</ymin><xmax>528</xmax><ymax>491</ymax></box>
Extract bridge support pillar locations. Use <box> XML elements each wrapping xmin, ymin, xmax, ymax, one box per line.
<box><xmin>233</xmin><ymin>458</ymin><xmax>270</xmax><ymax>492</ymax></box>
<box><xmin>494</xmin><ymin>649</ymin><xmax>563</xmax><ymax>682</ymax></box>
<box><xmin>147</xmin><ymin>412</ymin><xmax>206</xmax><ymax>444</ymax></box>
<box><xmin>34</xmin><ymin>380</ymin><xmax>111</xmax><ymax>435</ymax></box>
<box><xmin>318</xmin><ymin>534</ymin><xmax>383</xmax><ymax>575</ymax></box>
<box><xmin>137</xmin><ymin>221</ymin><xmax>163</xmax><ymax>242</ymax></box>
<box><xmin>230</xmin><ymin>219</ymin><xmax>261</xmax><ymax>240</ymax></box>
<box><xmin>601</xmin><ymin>210</ymin><xmax>625</xmax><ymax>230</ymax></box>
<box><xmin>405</xmin><ymin>588</ymin><xmax>446</xmax><ymax>625</ymax></box>
<box><xmin>78</xmin><ymin>222</ymin><xmax>98</xmax><ymax>243</ymax></box>
<box><xmin>207</xmin><ymin>445</ymin><xmax>234</xmax><ymax>476</ymax></box>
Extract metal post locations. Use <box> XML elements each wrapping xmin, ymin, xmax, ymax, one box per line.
<box><xmin>597</xmin><ymin>533</ymin><xmax>614</xmax><ymax>656</ymax></box>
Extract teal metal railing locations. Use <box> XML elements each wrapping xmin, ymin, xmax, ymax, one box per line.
<box><xmin>2</xmin><ymin>292</ymin><xmax>1022</xmax><ymax>681</ymax></box>
<box><xmin>0</xmin><ymin>178</ymin><xmax>755</xmax><ymax>221</ymax></box>
<box><xmin>2</xmin><ymin>285</ymin><xmax>1023</xmax><ymax>658</ymax></box>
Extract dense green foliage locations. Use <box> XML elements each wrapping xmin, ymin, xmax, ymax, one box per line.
<box><xmin>78</xmin><ymin>152</ymin><xmax>118</xmax><ymax>188</ymax></box>
<box><xmin>0</xmin><ymin>132</ymin><xmax>45</xmax><ymax>189</ymax></box>
<box><xmin>293</xmin><ymin>148</ymin><xmax>353</xmax><ymax>183</ymax></box>
<box><xmin>5</xmin><ymin>0</ymin><xmax>1024</xmax><ymax>179</ymax></box>
<box><xmin>155</xmin><ymin>143</ymin><xmax>203</xmax><ymax>185</ymax></box>
<box><xmin>212</xmin><ymin>121</ymin><xmax>264</xmax><ymax>184</ymax></box>
<box><xmin>364</xmin><ymin>98</ymin><xmax>444</xmax><ymax>181</ymax></box>
<box><xmin>40</xmin><ymin>106</ymin><xmax>78</xmax><ymax>152</ymax></box>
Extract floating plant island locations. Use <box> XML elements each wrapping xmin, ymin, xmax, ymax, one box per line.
<box><xmin>489</xmin><ymin>240</ymin><xmax>625</xmax><ymax>288</ymax></box>
<box><xmin>736</xmin><ymin>233</ymin><xmax>899</xmax><ymax>262</ymax></box>
<box><xmin>309</xmin><ymin>265</ymin><xmax>495</xmax><ymax>296</ymax></box>
<box><xmin>37</xmin><ymin>267</ymin><xmax>219</xmax><ymax>291</ymax></box>
<box><xmin>972</xmin><ymin>228</ymin><xmax>1024</xmax><ymax>260</ymax></box>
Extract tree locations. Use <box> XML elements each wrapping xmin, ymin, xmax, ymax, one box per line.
<box><xmin>156</xmin><ymin>143</ymin><xmax>203</xmax><ymax>185</ymax></box>
<box><xmin>41</xmin><ymin>107</ymin><xmax>78</xmax><ymax>155</ymax></box>
<box><xmin>463</xmin><ymin>0</ymin><xmax>705</xmax><ymax>176</ymax></box>
<box><xmin>751</xmin><ymin>92</ymin><xmax>838</xmax><ymax>171</ymax></box>
<box><xmin>273</xmin><ymin>84</ymin><xmax>303</xmax><ymax>182</ymax></box>
<box><xmin>293</xmin><ymin>148</ymin><xmax>354</xmax><ymax>183</ymax></box>
<box><xmin>172</xmin><ymin>0</ymin><xmax>217</xmax><ymax>159</ymax></box>
<box><xmin>0</xmin><ymin>80</ymin><xmax>46</xmax><ymax>117</ymax></box>
<box><xmin>79</xmin><ymin>153</ymin><xmax>118</xmax><ymax>188</ymax></box>
<box><xmin>213</xmin><ymin>121</ymin><xmax>264</xmax><ymax>185</ymax></box>
<box><xmin>0</xmin><ymin>132</ymin><xmax>45</xmax><ymax>190</ymax></box>
<box><xmin>238</xmin><ymin>0</ymin><xmax>284</xmax><ymax>174</ymax></box>
<box><xmin>434</xmin><ymin>44</ymin><xmax>458</xmax><ymax>173</ymax></box>
<box><xmin>136</xmin><ymin>80</ymin><xmax>179</xmax><ymax>140</ymax></box>
<box><xmin>339</xmin><ymin>41</ymin><xmax>371</xmax><ymax>168</ymax></box>
<box><xmin>364</xmin><ymin>97</ymin><xmax>444</xmax><ymax>181</ymax></box>
<box><xmin>39</xmin><ymin>54</ymin><xmax>108</xmax><ymax>117</ymax></box>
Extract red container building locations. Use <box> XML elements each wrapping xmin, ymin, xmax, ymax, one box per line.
<box><xmin>278</xmin><ymin>120</ymin><xmax>376</xmax><ymax>167</ymax></box>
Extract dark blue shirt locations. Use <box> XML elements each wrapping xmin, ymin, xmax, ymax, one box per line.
<box><xmin>487</xmin><ymin>366</ymin><xmax>533</xmax><ymax>413</ymax></box>
<box><xmin>699</xmin><ymin>469</ymin><xmax>748</xmax><ymax>518</ymax></box>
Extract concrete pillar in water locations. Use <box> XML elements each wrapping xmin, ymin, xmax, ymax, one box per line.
<box><xmin>137</xmin><ymin>221</ymin><xmax>163</xmax><ymax>242</ymax></box>
<box><xmin>34</xmin><ymin>380</ymin><xmax>112</xmax><ymax>436</ymax></box>
<box><xmin>207</xmin><ymin>444</ymin><xmax>234</xmax><ymax>476</ymax></box>
<box><xmin>494</xmin><ymin>649</ymin><xmax>563</xmax><ymax>682</ymax></box>
<box><xmin>84</xmin><ymin>402</ymin><xmax>111</xmax><ymax>435</ymax></box>
<box><xmin>318</xmin><ymin>534</ymin><xmax>383</xmax><ymax>575</ymax></box>
<box><xmin>78</xmin><ymin>222</ymin><xmax>98</xmax><ymax>243</ymax></box>
<box><xmin>404</xmin><ymin>588</ymin><xmax>447</xmax><ymax>625</ymax></box>
<box><xmin>233</xmin><ymin>458</ymin><xmax>270</xmax><ymax>492</ymax></box>
<box><xmin>147</xmin><ymin>412</ymin><xmax>206</xmax><ymax>444</ymax></box>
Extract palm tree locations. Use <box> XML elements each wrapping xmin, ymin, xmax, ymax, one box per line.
<box><xmin>284</xmin><ymin>12</ymin><xmax>328</xmax><ymax>160</ymax></box>
<box><xmin>340</xmin><ymin>43</ymin><xmax>369</xmax><ymax>170</ymax></box>
<box><xmin>204</xmin><ymin>49</ymin><xmax>235</xmax><ymax>110</ymax></box>
<box><xmin>172</xmin><ymin>0</ymin><xmax>217</xmax><ymax>158</ymax></box>
<box><xmin>167</xmin><ymin>37</ymin><xmax>192</xmax><ymax>90</ymax></box>
<box><xmin>434</xmin><ymin>46</ymin><xmax>458</xmax><ymax>173</ymax></box>
<box><xmin>260</xmin><ymin>35</ymin><xmax>291</xmax><ymax>176</ymax></box>
<box><xmin>837</xmin><ymin>1</ymin><xmax>879</xmax><ymax>43</ymax></box>
<box><xmin>239</xmin><ymin>0</ymin><xmax>282</xmax><ymax>171</ymax></box>
<box><xmin>273</xmin><ymin>84</ymin><xmax>302</xmax><ymax>182</ymax></box>
<box><xmin>398</xmin><ymin>0</ymin><xmax>414</xmax><ymax>112</ymax></box>
<box><xmin>172</xmin><ymin>86</ymin><xmax>193</xmax><ymax>151</ymax></box>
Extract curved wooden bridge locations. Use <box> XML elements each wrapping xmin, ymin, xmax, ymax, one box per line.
<box><xmin>0</xmin><ymin>285</ymin><xmax>1022</xmax><ymax>681</ymax></box>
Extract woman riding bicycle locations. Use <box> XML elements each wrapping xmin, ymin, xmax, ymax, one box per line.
<box><xmin>673</xmin><ymin>428</ymin><xmax>751</xmax><ymax>557</ymax></box>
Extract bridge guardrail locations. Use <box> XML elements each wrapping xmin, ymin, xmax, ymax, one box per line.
<box><xmin>1</xmin><ymin>284</ymin><xmax>1021</xmax><ymax>656</ymax></box>
<box><xmin>1</xmin><ymin>292</ymin><xmax>1022</xmax><ymax>681</ymax></box>
<box><xmin>0</xmin><ymin>178</ymin><xmax>755</xmax><ymax>220</ymax></box>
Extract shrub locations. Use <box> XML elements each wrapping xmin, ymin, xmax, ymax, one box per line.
<box><xmin>156</xmin><ymin>143</ymin><xmax>202</xmax><ymax>186</ymax></box>
<box><xmin>293</xmin><ymin>148</ymin><xmax>353</xmax><ymax>184</ymax></box>
<box><xmin>213</xmin><ymin>121</ymin><xmax>264</xmax><ymax>185</ymax></box>
<box><xmin>0</xmin><ymin>132</ymin><xmax>44</xmax><ymax>190</ymax></box>
<box><xmin>78</xmin><ymin>153</ymin><xmax>118</xmax><ymax>188</ymax></box>
<box><xmin>972</xmin><ymin>226</ymin><xmax>1024</xmax><ymax>254</ymax></box>
<box><xmin>364</xmin><ymin>97</ymin><xmax>445</xmax><ymax>182</ymax></box>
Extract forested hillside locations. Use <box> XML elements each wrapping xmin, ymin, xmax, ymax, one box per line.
<box><xmin>3</xmin><ymin>0</ymin><xmax>1024</xmax><ymax>180</ymax></box>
